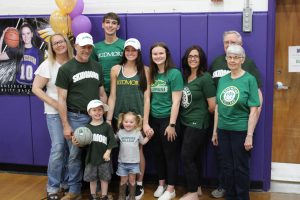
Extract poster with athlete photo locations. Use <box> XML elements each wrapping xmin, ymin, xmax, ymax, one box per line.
<box><xmin>0</xmin><ymin>18</ymin><xmax>49</xmax><ymax>95</ymax></box>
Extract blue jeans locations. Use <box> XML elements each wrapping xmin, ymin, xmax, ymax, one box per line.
<box><xmin>218</xmin><ymin>129</ymin><xmax>251</xmax><ymax>200</ymax></box>
<box><xmin>66</xmin><ymin>112</ymin><xmax>90</xmax><ymax>194</ymax></box>
<box><xmin>116</xmin><ymin>163</ymin><xmax>141</xmax><ymax>176</ymax></box>
<box><xmin>46</xmin><ymin>114</ymin><xmax>68</xmax><ymax>193</ymax></box>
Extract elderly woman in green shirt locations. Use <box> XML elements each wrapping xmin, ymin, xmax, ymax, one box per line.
<box><xmin>212</xmin><ymin>44</ymin><xmax>260</xmax><ymax>200</ymax></box>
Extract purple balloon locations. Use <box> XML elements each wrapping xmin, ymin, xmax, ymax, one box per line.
<box><xmin>71</xmin><ymin>15</ymin><xmax>92</xmax><ymax>37</ymax></box>
<box><xmin>69</xmin><ymin>0</ymin><xmax>84</xmax><ymax>19</ymax></box>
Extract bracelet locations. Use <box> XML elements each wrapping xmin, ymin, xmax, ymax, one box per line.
<box><xmin>247</xmin><ymin>134</ymin><xmax>253</xmax><ymax>137</ymax></box>
<box><xmin>169</xmin><ymin>123</ymin><xmax>176</xmax><ymax>128</ymax></box>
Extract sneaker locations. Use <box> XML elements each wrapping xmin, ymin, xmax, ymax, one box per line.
<box><xmin>154</xmin><ymin>185</ymin><xmax>167</xmax><ymax>198</ymax></box>
<box><xmin>135</xmin><ymin>185</ymin><xmax>144</xmax><ymax>200</ymax></box>
<box><xmin>211</xmin><ymin>188</ymin><xmax>225</xmax><ymax>198</ymax></box>
<box><xmin>47</xmin><ymin>193</ymin><xmax>59</xmax><ymax>200</ymax></box>
<box><xmin>61</xmin><ymin>192</ymin><xmax>82</xmax><ymax>200</ymax></box>
<box><xmin>158</xmin><ymin>190</ymin><xmax>176</xmax><ymax>200</ymax></box>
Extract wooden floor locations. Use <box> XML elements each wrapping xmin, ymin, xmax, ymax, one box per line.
<box><xmin>1</xmin><ymin>172</ymin><xmax>300</xmax><ymax>200</ymax></box>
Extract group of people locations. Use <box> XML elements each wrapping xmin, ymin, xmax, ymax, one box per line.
<box><xmin>31</xmin><ymin>11</ymin><xmax>262</xmax><ymax>200</ymax></box>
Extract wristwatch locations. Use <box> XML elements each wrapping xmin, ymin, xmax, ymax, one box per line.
<box><xmin>169</xmin><ymin>123</ymin><xmax>176</xmax><ymax>128</ymax></box>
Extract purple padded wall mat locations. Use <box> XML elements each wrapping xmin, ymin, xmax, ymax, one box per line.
<box><xmin>0</xmin><ymin>96</ymin><xmax>33</xmax><ymax>164</ymax></box>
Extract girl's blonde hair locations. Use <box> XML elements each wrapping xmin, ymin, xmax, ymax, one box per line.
<box><xmin>118</xmin><ymin>112</ymin><xmax>143</xmax><ymax>131</ymax></box>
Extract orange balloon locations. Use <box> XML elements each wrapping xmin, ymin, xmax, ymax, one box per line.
<box><xmin>50</xmin><ymin>10</ymin><xmax>72</xmax><ymax>35</ymax></box>
<box><xmin>55</xmin><ymin>0</ymin><xmax>77</xmax><ymax>14</ymax></box>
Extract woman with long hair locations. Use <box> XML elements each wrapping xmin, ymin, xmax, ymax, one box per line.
<box><xmin>180</xmin><ymin>45</ymin><xmax>216</xmax><ymax>200</ymax></box>
<box><xmin>149</xmin><ymin>42</ymin><xmax>183</xmax><ymax>200</ymax></box>
<box><xmin>0</xmin><ymin>23</ymin><xmax>44</xmax><ymax>85</ymax></box>
<box><xmin>107</xmin><ymin>38</ymin><xmax>153</xmax><ymax>199</ymax></box>
<box><xmin>32</xmin><ymin>33</ymin><xmax>73</xmax><ymax>200</ymax></box>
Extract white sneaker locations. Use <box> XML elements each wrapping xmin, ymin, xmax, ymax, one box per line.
<box><xmin>158</xmin><ymin>190</ymin><xmax>176</xmax><ymax>200</ymax></box>
<box><xmin>211</xmin><ymin>188</ymin><xmax>226</xmax><ymax>198</ymax></box>
<box><xmin>154</xmin><ymin>185</ymin><xmax>167</xmax><ymax>198</ymax></box>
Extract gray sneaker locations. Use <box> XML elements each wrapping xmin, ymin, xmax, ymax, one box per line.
<box><xmin>211</xmin><ymin>188</ymin><xmax>226</xmax><ymax>198</ymax></box>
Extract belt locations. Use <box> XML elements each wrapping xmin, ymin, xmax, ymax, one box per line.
<box><xmin>67</xmin><ymin>107</ymin><xmax>88</xmax><ymax>115</ymax></box>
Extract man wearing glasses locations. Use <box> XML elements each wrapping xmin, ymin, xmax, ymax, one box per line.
<box><xmin>209</xmin><ymin>30</ymin><xmax>263</xmax><ymax>198</ymax></box>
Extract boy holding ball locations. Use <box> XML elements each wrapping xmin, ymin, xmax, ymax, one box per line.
<box><xmin>73</xmin><ymin>99</ymin><xmax>117</xmax><ymax>200</ymax></box>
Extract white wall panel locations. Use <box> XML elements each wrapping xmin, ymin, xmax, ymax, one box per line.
<box><xmin>0</xmin><ymin>0</ymin><xmax>268</xmax><ymax>16</ymax></box>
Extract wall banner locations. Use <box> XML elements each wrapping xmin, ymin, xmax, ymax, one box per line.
<box><xmin>0</xmin><ymin>18</ymin><xmax>48</xmax><ymax>95</ymax></box>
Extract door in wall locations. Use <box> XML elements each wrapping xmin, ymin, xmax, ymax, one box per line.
<box><xmin>273</xmin><ymin>0</ymin><xmax>300</xmax><ymax>164</ymax></box>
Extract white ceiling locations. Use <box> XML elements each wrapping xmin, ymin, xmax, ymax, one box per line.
<box><xmin>0</xmin><ymin>0</ymin><xmax>268</xmax><ymax>16</ymax></box>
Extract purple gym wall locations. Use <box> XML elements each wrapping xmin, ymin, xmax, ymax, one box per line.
<box><xmin>0</xmin><ymin>7</ymin><xmax>275</xmax><ymax>191</ymax></box>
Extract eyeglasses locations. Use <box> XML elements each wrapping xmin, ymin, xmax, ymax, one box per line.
<box><xmin>224</xmin><ymin>41</ymin><xmax>239</xmax><ymax>45</ymax></box>
<box><xmin>52</xmin><ymin>40</ymin><xmax>66</xmax><ymax>47</ymax></box>
<box><xmin>225</xmin><ymin>56</ymin><xmax>243</xmax><ymax>61</ymax></box>
<box><xmin>188</xmin><ymin>55</ymin><xmax>199</xmax><ymax>60</ymax></box>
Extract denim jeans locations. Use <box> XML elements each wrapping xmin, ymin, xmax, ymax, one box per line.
<box><xmin>46</xmin><ymin>114</ymin><xmax>68</xmax><ymax>193</ymax></box>
<box><xmin>66</xmin><ymin>111</ymin><xmax>90</xmax><ymax>194</ymax></box>
<box><xmin>218</xmin><ymin>129</ymin><xmax>250</xmax><ymax>200</ymax></box>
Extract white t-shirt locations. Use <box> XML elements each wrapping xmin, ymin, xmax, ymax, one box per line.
<box><xmin>34</xmin><ymin>59</ymin><xmax>61</xmax><ymax>114</ymax></box>
<box><xmin>116</xmin><ymin>129</ymin><xmax>144</xmax><ymax>163</ymax></box>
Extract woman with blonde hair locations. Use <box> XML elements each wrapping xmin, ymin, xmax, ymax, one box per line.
<box><xmin>32</xmin><ymin>33</ymin><xmax>73</xmax><ymax>200</ymax></box>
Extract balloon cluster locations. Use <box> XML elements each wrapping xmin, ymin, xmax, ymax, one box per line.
<box><xmin>50</xmin><ymin>0</ymin><xmax>92</xmax><ymax>37</ymax></box>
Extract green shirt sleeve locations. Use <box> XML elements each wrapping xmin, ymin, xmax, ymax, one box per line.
<box><xmin>169</xmin><ymin>68</ymin><xmax>184</xmax><ymax>91</ymax></box>
<box><xmin>247</xmin><ymin>75</ymin><xmax>260</xmax><ymax>107</ymax></box>
<box><xmin>55</xmin><ymin>65</ymin><xmax>70</xmax><ymax>89</ymax></box>
<box><xmin>107</xmin><ymin>124</ymin><xmax>118</xmax><ymax>149</ymax></box>
<box><xmin>202</xmin><ymin>73</ymin><xmax>216</xmax><ymax>98</ymax></box>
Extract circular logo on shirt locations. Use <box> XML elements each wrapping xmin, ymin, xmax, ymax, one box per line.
<box><xmin>181</xmin><ymin>86</ymin><xmax>192</xmax><ymax>108</ymax></box>
<box><xmin>220</xmin><ymin>86</ymin><xmax>239</xmax><ymax>106</ymax></box>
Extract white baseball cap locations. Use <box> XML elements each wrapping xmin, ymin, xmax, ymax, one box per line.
<box><xmin>87</xmin><ymin>99</ymin><xmax>109</xmax><ymax>112</ymax></box>
<box><xmin>124</xmin><ymin>38</ymin><xmax>141</xmax><ymax>50</ymax></box>
<box><xmin>75</xmin><ymin>32</ymin><xmax>94</xmax><ymax>47</ymax></box>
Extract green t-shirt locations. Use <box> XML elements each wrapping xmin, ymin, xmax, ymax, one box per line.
<box><xmin>180</xmin><ymin>72</ymin><xmax>216</xmax><ymax>129</ymax></box>
<box><xmin>150</xmin><ymin>68</ymin><xmax>184</xmax><ymax>118</ymax></box>
<box><xmin>55</xmin><ymin>58</ymin><xmax>104</xmax><ymax>111</ymax></box>
<box><xmin>209</xmin><ymin>54</ymin><xmax>262</xmax><ymax>88</ymax></box>
<box><xmin>90</xmin><ymin>39</ymin><xmax>125</xmax><ymax>94</ymax></box>
<box><xmin>114</xmin><ymin>66</ymin><xmax>144</xmax><ymax>119</ymax></box>
<box><xmin>216</xmin><ymin>72</ymin><xmax>260</xmax><ymax>131</ymax></box>
<box><xmin>85</xmin><ymin>123</ymin><xmax>118</xmax><ymax>165</ymax></box>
